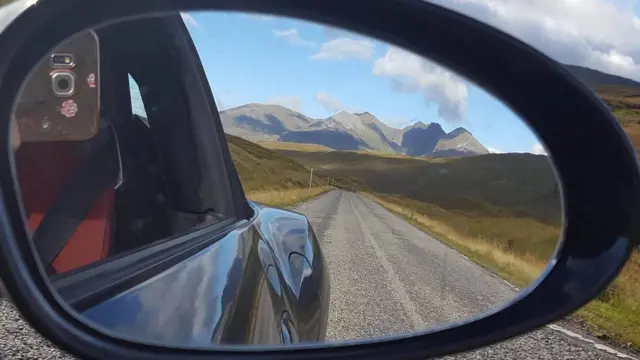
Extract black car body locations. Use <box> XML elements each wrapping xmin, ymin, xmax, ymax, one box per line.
<box><xmin>77</xmin><ymin>202</ymin><xmax>330</xmax><ymax>346</ymax></box>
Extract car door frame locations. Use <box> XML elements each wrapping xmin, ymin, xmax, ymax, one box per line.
<box><xmin>165</xmin><ymin>13</ymin><xmax>252</xmax><ymax>221</ymax></box>
<box><xmin>49</xmin><ymin>13</ymin><xmax>255</xmax><ymax>310</ymax></box>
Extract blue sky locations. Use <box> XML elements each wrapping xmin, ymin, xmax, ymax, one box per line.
<box><xmin>179</xmin><ymin>11</ymin><xmax>549</xmax><ymax>154</ymax></box>
<box><xmin>130</xmin><ymin>1</ymin><xmax>640</xmax><ymax>155</ymax></box>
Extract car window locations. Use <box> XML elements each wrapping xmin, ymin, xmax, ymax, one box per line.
<box><xmin>128</xmin><ymin>74</ymin><xmax>150</xmax><ymax>126</ymax></box>
<box><xmin>10</xmin><ymin>28</ymin><xmax>232</xmax><ymax>278</ymax></box>
<box><xmin>99</xmin><ymin>64</ymin><xmax>230</xmax><ymax>268</ymax></box>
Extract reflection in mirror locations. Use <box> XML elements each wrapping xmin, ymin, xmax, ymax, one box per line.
<box><xmin>10</xmin><ymin>11</ymin><xmax>561</xmax><ymax>349</ymax></box>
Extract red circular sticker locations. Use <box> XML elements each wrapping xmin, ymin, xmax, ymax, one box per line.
<box><xmin>59</xmin><ymin>100</ymin><xmax>78</xmax><ymax>118</ymax></box>
<box><xmin>87</xmin><ymin>73</ymin><xmax>96</xmax><ymax>88</ymax></box>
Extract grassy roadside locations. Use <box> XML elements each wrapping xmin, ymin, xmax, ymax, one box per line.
<box><xmin>257</xmin><ymin>141</ymin><xmax>334</xmax><ymax>152</ymax></box>
<box><xmin>245</xmin><ymin>186</ymin><xmax>333</xmax><ymax>208</ymax></box>
<box><xmin>577</xmin><ymin>255</ymin><xmax>640</xmax><ymax>350</ymax></box>
<box><xmin>360</xmin><ymin>191</ymin><xmax>640</xmax><ymax>352</ymax></box>
<box><xmin>360</xmin><ymin>192</ymin><xmax>546</xmax><ymax>288</ymax></box>
<box><xmin>226</xmin><ymin>134</ymin><xmax>334</xmax><ymax>208</ymax></box>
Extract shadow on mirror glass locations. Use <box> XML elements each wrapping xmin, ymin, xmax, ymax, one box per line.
<box><xmin>9</xmin><ymin>11</ymin><xmax>562</xmax><ymax>349</ymax></box>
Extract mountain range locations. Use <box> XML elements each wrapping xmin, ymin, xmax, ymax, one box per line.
<box><xmin>220</xmin><ymin>64</ymin><xmax>640</xmax><ymax>157</ymax></box>
<box><xmin>221</xmin><ymin>104</ymin><xmax>489</xmax><ymax>157</ymax></box>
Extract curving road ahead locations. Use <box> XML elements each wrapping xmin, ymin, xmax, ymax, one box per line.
<box><xmin>292</xmin><ymin>190</ymin><xmax>635</xmax><ymax>360</ymax></box>
<box><xmin>0</xmin><ymin>190</ymin><xmax>635</xmax><ymax>359</ymax></box>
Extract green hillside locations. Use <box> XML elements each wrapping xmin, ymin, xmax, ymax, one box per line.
<box><xmin>276</xmin><ymin>149</ymin><xmax>561</xmax><ymax>259</ymax></box>
<box><xmin>595</xmin><ymin>85</ymin><xmax>640</xmax><ymax>155</ymax></box>
<box><xmin>225</xmin><ymin>134</ymin><xmax>325</xmax><ymax>192</ymax></box>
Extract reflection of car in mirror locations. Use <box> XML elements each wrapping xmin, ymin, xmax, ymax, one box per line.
<box><xmin>1</xmin><ymin>1</ymin><xmax>639</xmax><ymax>360</ymax></box>
<box><xmin>10</xmin><ymin>14</ymin><xmax>330</xmax><ymax>345</ymax></box>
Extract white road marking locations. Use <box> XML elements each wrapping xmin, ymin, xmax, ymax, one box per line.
<box><xmin>547</xmin><ymin>324</ymin><xmax>637</xmax><ymax>359</ymax></box>
<box><xmin>501</xmin><ymin>279</ymin><xmax>520</xmax><ymax>291</ymax></box>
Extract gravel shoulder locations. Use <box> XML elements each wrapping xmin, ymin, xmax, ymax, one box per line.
<box><xmin>0</xmin><ymin>299</ymin><xmax>75</xmax><ymax>360</ymax></box>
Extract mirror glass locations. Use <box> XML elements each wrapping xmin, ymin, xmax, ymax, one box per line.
<box><xmin>9</xmin><ymin>11</ymin><xmax>562</xmax><ymax>349</ymax></box>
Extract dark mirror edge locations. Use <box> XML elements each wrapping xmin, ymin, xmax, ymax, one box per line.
<box><xmin>0</xmin><ymin>0</ymin><xmax>638</xmax><ymax>359</ymax></box>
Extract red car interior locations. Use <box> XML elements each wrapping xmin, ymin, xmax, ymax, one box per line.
<box><xmin>14</xmin><ymin>141</ymin><xmax>115</xmax><ymax>274</ymax></box>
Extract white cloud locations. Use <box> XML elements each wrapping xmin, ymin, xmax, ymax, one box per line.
<box><xmin>273</xmin><ymin>28</ymin><xmax>315</xmax><ymax>47</ymax></box>
<box><xmin>372</xmin><ymin>46</ymin><xmax>468</xmax><ymax>123</ymax></box>
<box><xmin>488</xmin><ymin>147</ymin><xmax>504</xmax><ymax>153</ymax></box>
<box><xmin>180</xmin><ymin>13</ymin><xmax>199</xmax><ymax>28</ymax></box>
<box><xmin>311</xmin><ymin>38</ymin><xmax>375</xmax><ymax>61</ymax></box>
<box><xmin>430</xmin><ymin>0</ymin><xmax>640</xmax><ymax>81</ymax></box>
<box><xmin>315</xmin><ymin>92</ymin><xmax>343</xmax><ymax>113</ymax></box>
<box><xmin>530</xmin><ymin>142</ymin><xmax>548</xmax><ymax>155</ymax></box>
<box><xmin>265</xmin><ymin>95</ymin><xmax>302</xmax><ymax>112</ymax></box>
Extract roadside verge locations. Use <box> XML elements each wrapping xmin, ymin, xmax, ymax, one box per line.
<box><xmin>245</xmin><ymin>186</ymin><xmax>333</xmax><ymax>209</ymax></box>
<box><xmin>359</xmin><ymin>191</ymin><xmax>640</xmax><ymax>355</ymax></box>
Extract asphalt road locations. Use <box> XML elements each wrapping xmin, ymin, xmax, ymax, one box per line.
<box><xmin>292</xmin><ymin>190</ymin><xmax>634</xmax><ymax>360</ymax></box>
<box><xmin>0</xmin><ymin>189</ymin><xmax>634</xmax><ymax>359</ymax></box>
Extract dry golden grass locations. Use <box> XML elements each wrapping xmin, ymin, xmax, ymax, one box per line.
<box><xmin>361</xmin><ymin>192</ymin><xmax>546</xmax><ymax>287</ymax></box>
<box><xmin>227</xmin><ymin>134</ymin><xmax>329</xmax><ymax>194</ymax></box>
<box><xmin>620</xmin><ymin>125</ymin><xmax>640</xmax><ymax>155</ymax></box>
<box><xmin>362</xmin><ymin>191</ymin><xmax>640</xmax><ymax>351</ymax></box>
<box><xmin>257</xmin><ymin>141</ymin><xmax>333</xmax><ymax>152</ymax></box>
<box><xmin>576</xmin><ymin>251</ymin><xmax>640</xmax><ymax>350</ymax></box>
<box><xmin>226</xmin><ymin>135</ymin><xmax>335</xmax><ymax>207</ymax></box>
<box><xmin>278</xmin><ymin>149</ymin><xmax>561</xmax><ymax>226</ymax></box>
<box><xmin>592</xmin><ymin>88</ymin><xmax>640</xmax><ymax>349</ymax></box>
<box><xmin>344</xmin><ymin>150</ymin><xmax>455</xmax><ymax>162</ymax></box>
<box><xmin>246</xmin><ymin>186</ymin><xmax>333</xmax><ymax>208</ymax></box>
<box><xmin>596</xmin><ymin>86</ymin><xmax>640</xmax><ymax>155</ymax></box>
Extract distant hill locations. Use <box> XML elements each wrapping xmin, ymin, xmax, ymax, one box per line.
<box><xmin>396</xmin><ymin>122</ymin><xmax>488</xmax><ymax>156</ymax></box>
<box><xmin>274</xmin><ymin>149</ymin><xmax>560</xmax><ymax>226</ymax></box>
<box><xmin>221</xmin><ymin>103</ymin><xmax>312</xmax><ymax>142</ymax></box>
<box><xmin>220</xmin><ymin>64</ymin><xmax>640</xmax><ymax>158</ymax></box>
<box><xmin>357</xmin><ymin>112</ymin><xmax>403</xmax><ymax>144</ymax></box>
<box><xmin>257</xmin><ymin>141</ymin><xmax>334</xmax><ymax>152</ymax></box>
<box><xmin>564</xmin><ymin>65</ymin><xmax>640</xmax><ymax>90</ymax></box>
<box><xmin>563</xmin><ymin>66</ymin><xmax>640</xmax><ymax>156</ymax></box>
<box><xmin>401</xmin><ymin>122</ymin><xmax>443</xmax><ymax>156</ymax></box>
<box><xmin>225</xmin><ymin>134</ymin><xmax>325</xmax><ymax>192</ymax></box>
<box><xmin>222</xmin><ymin>105</ymin><xmax>488</xmax><ymax>157</ymax></box>
<box><xmin>433</xmin><ymin>127</ymin><xmax>489</xmax><ymax>156</ymax></box>
<box><xmin>279</xmin><ymin>111</ymin><xmax>397</xmax><ymax>153</ymax></box>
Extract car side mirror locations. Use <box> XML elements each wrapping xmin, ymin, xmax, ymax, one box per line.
<box><xmin>0</xmin><ymin>1</ymin><xmax>639</xmax><ymax>359</ymax></box>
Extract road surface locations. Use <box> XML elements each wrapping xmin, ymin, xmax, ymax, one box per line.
<box><xmin>292</xmin><ymin>190</ymin><xmax>634</xmax><ymax>359</ymax></box>
<box><xmin>0</xmin><ymin>189</ymin><xmax>634</xmax><ymax>359</ymax></box>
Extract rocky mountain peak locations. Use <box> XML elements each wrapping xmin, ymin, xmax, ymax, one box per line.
<box><xmin>221</xmin><ymin>102</ymin><xmax>489</xmax><ymax>157</ymax></box>
<box><xmin>445</xmin><ymin>127</ymin><xmax>471</xmax><ymax>138</ymax></box>
<box><xmin>409</xmin><ymin>121</ymin><xmax>428</xmax><ymax>129</ymax></box>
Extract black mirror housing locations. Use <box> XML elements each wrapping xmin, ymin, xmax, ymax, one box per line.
<box><xmin>0</xmin><ymin>0</ymin><xmax>639</xmax><ymax>359</ymax></box>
